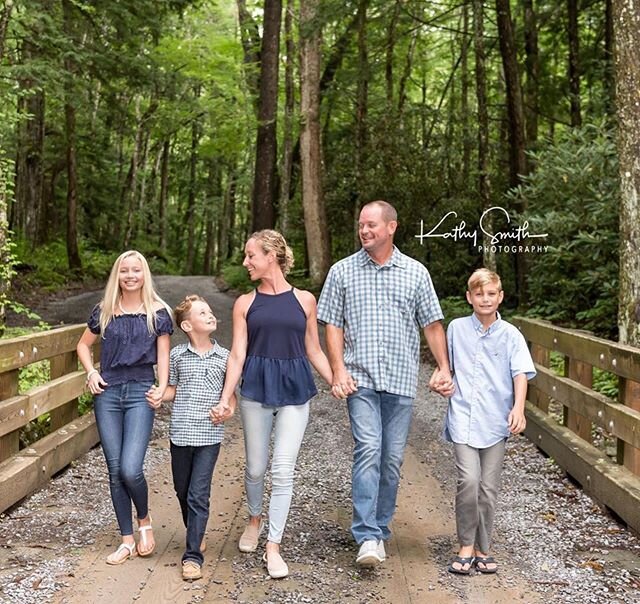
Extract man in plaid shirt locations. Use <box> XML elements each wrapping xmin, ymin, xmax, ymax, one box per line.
<box><xmin>318</xmin><ymin>200</ymin><xmax>452</xmax><ymax>567</ymax></box>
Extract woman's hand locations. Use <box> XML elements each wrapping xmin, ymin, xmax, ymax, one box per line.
<box><xmin>86</xmin><ymin>371</ymin><xmax>107</xmax><ymax>395</ymax></box>
<box><xmin>210</xmin><ymin>397</ymin><xmax>236</xmax><ymax>425</ymax></box>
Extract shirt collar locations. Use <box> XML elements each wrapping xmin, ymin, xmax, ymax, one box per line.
<box><xmin>471</xmin><ymin>311</ymin><xmax>502</xmax><ymax>335</ymax></box>
<box><xmin>186</xmin><ymin>340</ymin><xmax>223</xmax><ymax>357</ymax></box>
<box><xmin>358</xmin><ymin>245</ymin><xmax>407</xmax><ymax>268</ymax></box>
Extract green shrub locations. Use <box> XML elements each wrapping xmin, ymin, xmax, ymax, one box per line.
<box><xmin>509</xmin><ymin>123</ymin><xmax>619</xmax><ymax>339</ymax></box>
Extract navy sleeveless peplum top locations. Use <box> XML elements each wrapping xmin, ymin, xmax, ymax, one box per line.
<box><xmin>240</xmin><ymin>289</ymin><xmax>317</xmax><ymax>406</ymax></box>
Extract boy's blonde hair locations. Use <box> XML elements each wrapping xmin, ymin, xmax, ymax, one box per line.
<box><xmin>249</xmin><ymin>229</ymin><xmax>295</xmax><ymax>276</ymax></box>
<box><xmin>99</xmin><ymin>250</ymin><xmax>172</xmax><ymax>335</ymax></box>
<box><xmin>467</xmin><ymin>268</ymin><xmax>502</xmax><ymax>292</ymax></box>
<box><xmin>175</xmin><ymin>294</ymin><xmax>207</xmax><ymax>330</ymax></box>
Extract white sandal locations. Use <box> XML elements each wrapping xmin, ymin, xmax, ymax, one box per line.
<box><xmin>137</xmin><ymin>517</ymin><xmax>156</xmax><ymax>557</ymax></box>
<box><xmin>106</xmin><ymin>542</ymin><xmax>136</xmax><ymax>565</ymax></box>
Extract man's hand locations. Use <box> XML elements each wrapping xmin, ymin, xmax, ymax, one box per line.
<box><xmin>429</xmin><ymin>367</ymin><xmax>455</xmax><ymax>397</ymax></box>
<box><xmin>331</xmin><ymin>368</ymin><xmax>358</xmax><ymax>400</ymax></box>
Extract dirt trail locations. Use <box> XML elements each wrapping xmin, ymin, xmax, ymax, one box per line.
<box><xmin>1</xmin><ymin>277</ymin><xmax>550</xmax><ymax>603</ymax></box>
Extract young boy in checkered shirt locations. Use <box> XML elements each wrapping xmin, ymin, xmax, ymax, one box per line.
<box><xmin>147</xmin><ymin>294</ymin><xmax>234</xmax><ymax>581</ymax></box>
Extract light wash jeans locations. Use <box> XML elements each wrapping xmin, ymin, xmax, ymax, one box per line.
<box><xmin>453</xmin><ymin>439</ymin><xmax>506</xmax><ymax>554</ymax></box>
<box><xmin>94</xmin><ymin>381</ymin><xmax>155</xmax><ymax>536</ymax></box>
<box><xmin>347</xmin><ymin>387</ymin><xmax>413</xmax><ymax>544</ymax></box>
<box><xmin>240</xmin><ymin>397</ymin><xmax>309</xmax><ymax>544</ymax></box>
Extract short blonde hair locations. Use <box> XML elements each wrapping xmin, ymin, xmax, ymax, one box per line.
<box><xmin>249</xmin><ymin>229</ymin><xmax>295</xmax><ymax>276</ymax></box>
<box><xmin>467</xmin><ymin>268</ymin><xmax>502</xmax><ymax>292</ymax></box>
<box><xmin>175</xmin><ymin>294</ymin><xmax>207</xmax><ymax>330</ymax></box>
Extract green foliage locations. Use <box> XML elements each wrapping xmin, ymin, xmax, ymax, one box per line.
<box><xmin>439</xmin><ymin>295</ymin><xmax>471</xmax><ymax>325</ymax></box>
<box><xmin>221</xmin><ymin>262</ymin><xmax>253</xmax><ymax>293</ymax></box>
<box><xmin>510</xmin><ymin>123</ymin><xmax>619</xmax><ymax>339</ymax></box>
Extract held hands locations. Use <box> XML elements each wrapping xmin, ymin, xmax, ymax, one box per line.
<box><xmin>86</xmin><ymin>371</ymin><xmax>107</xmax><ymax>395</ymax></box>
<box><xmin>210</xmin><ymin>397</ymin><xmax>235</xmax><ymax>425</ymax></box>
<box><xmin>508</xmin><ymin>408</ymin><xmax>526</xmax><ymax>434</ymax></box>
<box><xmin>145</xmin><ymin>385</ymin><xmax>164</xmax><ymax>409</ymax></box>
<box><xmin>331</xmin><ymin>369</ymin><xmax>358</xmax><ymax>400</ymax></box>
<box><xmin>429</xmin><ymin>367</ymin><xmax>455</xmax><ymax>397</ymax></box>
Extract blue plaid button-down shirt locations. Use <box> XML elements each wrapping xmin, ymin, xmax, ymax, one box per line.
<box><xmin>317</xmin><ymin>246</ymin><xmax>444</xmax><ymax>399</ymax></box>
<box><xmin>169</xmin><ymin>341</ymin><xmax>229</xmax><ymax>447</ymax></box>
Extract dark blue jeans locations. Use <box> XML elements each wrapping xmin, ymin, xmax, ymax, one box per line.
<box><xmin>171</xmin><ymin>442</ymin><xmax>221</xmax><ymax>565</ymax></box>
<box><xmin>94</xmin><ymin>381</ymin><xmax>155</xmax><ymax>536</ymax></box>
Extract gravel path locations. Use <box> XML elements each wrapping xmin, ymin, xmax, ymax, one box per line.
<box><xmin>0</xmin><ymin>278</ymin><xmax>639</xmax><ymax>603</ymax></box>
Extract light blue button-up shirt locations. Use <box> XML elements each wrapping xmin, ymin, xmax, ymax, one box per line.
<box><xmin>443</xmin><ymin>312</ymin><xmax>536</xmax><ymax>448</ymax></box>
<box><xmin>317</xmin><ymin>246</ymin><xmax>443</xmax><ymax>399</ymax></box>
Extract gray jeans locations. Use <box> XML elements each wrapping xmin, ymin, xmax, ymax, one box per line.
<box><xmin>453</xmin><ymin>439</ymin><xmax>506</xmax><ymax>554</ymax></box>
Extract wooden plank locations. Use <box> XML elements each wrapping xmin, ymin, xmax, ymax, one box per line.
<box><xmin>0</xmin><ymin>371</ymin><xmax>87</xmax><ymax>438</ymax></box>
<box><xmin>30</xmin><ymin>412</ymin><xmax>99</xmax><ymax>484</ymax></box>
<box><xmin>514</xmin><ymin>317</ymin><xmax>640</xmax><ymax>382</ymax></box>
<box><xmin>524</xmin><ymin>402</ymin><xmax>640</xmax><ymax>533</ymax></box>
<box><xmin>0</xmin><ymin>369</ymin><xmax>20</xmax><ymax>463</ymax></box>
<box><xmin>564</xmin><ymin>357</ymin><xmax>592</xmax><ymax>442</ymax></box>
<box><xmin>530</xmin><ymin>344</ymin><xmax>550</xmax><ymax>412</ymax></box>
<box><xmin>531</xmin><ymin>364</ymin><xmax>640</xmax><ymax>448</ymax></box>
<box><xmin>0</xmin><ymin>324</ymin><xmax>85</xmax><ymax>374</ymax></box>
<box><xmin>0</xmin><ymin>454</ymin><xmax>40</xmax><ymax>512</ymax></box>
<box><xmin>618</xmin><ymin>378</ymin><xmax>640</xmax><ymax>476</ymax></box>
<box><xmin>49</xmin><ymin>351</ymin><xmax>79</xmax><ymax>430</ymax></box>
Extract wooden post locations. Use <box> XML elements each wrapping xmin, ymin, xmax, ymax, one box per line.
<box><xmin>0</xmin><ymin>369</ymin><xmax>20</xmax><ymax>462</ymax></box>
<box><xmin>530</xmin><ymin>343</ymin><xmax>550</xmax><ymax>413</ymax></box>
<box><xmin>49</xmin><ymin>351</ymin><xmax>79</xmax><ymax>430</ymax></box>
<box><xmin>564</xmin><ymin>357</ymin><xmax>592</xmax><ymax>442</ymax></box>
<box><xmin>618</xmin><ymin>378</ymin><xmax>640</xmax><ymax>475</ymax></box>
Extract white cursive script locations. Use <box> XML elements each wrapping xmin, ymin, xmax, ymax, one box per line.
<box><xmin>415</xmin><ymin>206</ymin><xmax>548</xmax><ymax>248</ymax></box>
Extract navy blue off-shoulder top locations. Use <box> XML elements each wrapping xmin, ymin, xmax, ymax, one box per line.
<box><xmin>87</xmin><ymin>305</ymin><xmax>174</xmax><ymax>386</ymax></box>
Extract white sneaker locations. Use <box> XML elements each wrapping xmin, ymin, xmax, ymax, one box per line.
<box><xmin>377</xmin><ymin>540</ymin><xmax>386</xmax><ymax>561</ymax></box>
<box><xmin>356</xmin><ymin>539</ymin><xmax>382</xmax><ymax>567</ymax></box>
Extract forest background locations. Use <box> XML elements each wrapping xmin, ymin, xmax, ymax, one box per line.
<box><xmin>0</xmin><ymin>0</ymin><xmax>638</xmax><ymax>348</ymax></box>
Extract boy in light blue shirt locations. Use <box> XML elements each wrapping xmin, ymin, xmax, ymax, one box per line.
<box><xmin>443</xmin><ymin>268</ymin><xmax>535</xmax><ymax>575</ymax></box>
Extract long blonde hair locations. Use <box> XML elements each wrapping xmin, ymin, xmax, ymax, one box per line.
<box><xmin>99</xmin><ymin>250</ymin><xmax>172</xmax><ymax>335</ymax></box>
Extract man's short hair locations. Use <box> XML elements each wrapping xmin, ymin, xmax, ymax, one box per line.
<box><xmin>361</xmin><ymin>200</ymin><xmax>398</xmax><ymax>223</ymax></box>
<box><xmin>467</xmin><ymin>268</ymin><xmax>502</xmax><ymax>292</ymax></box>
<box><xmin>175</xmin><ymin>294</ymin><xmax>207</xmax><ymax>329</ymax></box>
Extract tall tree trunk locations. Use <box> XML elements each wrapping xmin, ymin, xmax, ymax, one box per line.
<box><xmin>385</xmin><ymin>1</ymin><xmax>401</xmax><ymax>107</ymax></box>
<box><xmin>300</xmin><ymin>0</ymin><xmax>331</xmax><ymax>283</ymax></box>
<box><xmin>522</xmin><ymin>0</ymin><xmax>539</xmax><ymax>149</ymax></box>
<box><xmin>567</xmin><ymin>0</ymin><xmax>581</xmax><ymax>127</ymax></box>
<box><xmin>461</xmin><ymin>3</ymin><xmax>471</xmax><ymax>188</ymax></box>
<box><xmin>251</xmin><ymin>0</ymin><xmax>282</xmax><ymax>231</ymax></box>
<box><xmin>62</xmin><ymin>0</ymin><xmax>81</xmax><ymax>270</ymax></box>
<box><xmin>398</xmin><ymin>30</ymin><xmax>418</xmax><ymax>116</ymax></box>
<box><xmin>185</xmin><ymin>106</ymin><xmax>201</xmax><ymax>274</ymax></box>
<box><xmin>353</xmin><ymin>0</ymin><xmax>369</xmax><ymax>248</ymax></box>
<box><xmin>473</xmin><ymin>0</ymin><xmax>495</xmax><ymax>271</ymax></box>
<box><xmin>203</xmin><ymin>162</ymin><xmax>219</xmax><ymax>275</ymax></box>
<box><xmin>604</xmin><ymin>0</ymin><xmax>614</xmax><ymax>113</ymax></box>
<box><xmin>0</xmin><ymin>1</ymin><xmax>13</xmax><ymax>61</ymax></box>
<box><xmin>236</xmin><ymin>0</ymin><xmax>261</xmax><ymax>111</ymax></box>
<box><xmin>495</xmin><ymin>0</ymin><xmax>527</xmax><ymax>188</ymax></box>
<box><xmin>279</xmin><ymin>0</ymin><xmax>295</xmax><ymax>235</ymax></box>
<box><xmin>158</xmin><ymin>139</ymin><xmax>170</xmax><ymax>253</ymax></box>
<box><xmin>614</xmin><ymin>0</ymin><xmax>640</xmax><ymax>345</ymax></box>
<box><xmin>216</xmin><ymin>172</ymin><xmax>237</xmax><ymax>273</ymax></box>
<box><xmin>122</xmin><ymin>97</ymin><xmax>142</xmax><ymax>249</ymax></box>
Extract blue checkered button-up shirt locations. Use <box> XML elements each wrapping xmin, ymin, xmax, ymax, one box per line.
<box><xmin>169</xmin><ymin>341</ymin><xmax>229</xmax><ymax>447</ymax></box>
<box><xmin>317</xmin><ymin>246</ymin><xmax>444</xmax><ymax>399</ymax></box>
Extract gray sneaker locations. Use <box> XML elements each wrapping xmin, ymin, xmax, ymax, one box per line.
<box><xmin>377</xmin><ymin>540</ymin><xmax>386</xmax><ymax>561</ymax></box>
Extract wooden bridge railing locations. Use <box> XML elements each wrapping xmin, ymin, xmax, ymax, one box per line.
<box><xmin>0</xmin><ymin>325</ymin><xmax>99</xmax><ymax>513</ymax></box>
<box><xmin>514</xmin><ymin>317</ymin><xmax>640</xmax><ymax>533</ymax></box>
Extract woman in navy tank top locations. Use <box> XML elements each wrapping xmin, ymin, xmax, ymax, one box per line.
<box><xmin>212</xmin><ymin>230</ymin><xmax>333</xmax><ymax>579</ymax></box>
